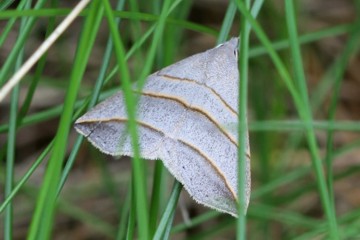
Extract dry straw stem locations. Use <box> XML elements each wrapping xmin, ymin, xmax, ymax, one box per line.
<box><xmin>0</xmin><ymin>0</ymin><xmax>91</xmax><ymax>102</ymax></box>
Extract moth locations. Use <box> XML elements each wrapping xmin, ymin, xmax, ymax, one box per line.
<box><xmin>75</xmin><ymin>38</ymin><xmax>250</xmax><ymax>217</ymax></box>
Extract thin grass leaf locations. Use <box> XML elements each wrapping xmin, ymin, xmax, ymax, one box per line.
<box><xmin>126</xmin><ymin>182</ymin><xmax>136</xmax><ymax>240</ymax></box>
<box><xmin>4</xmin><ymin>4</ymin><xmax>29</xmax><ymax>237</ymax></box>
<box><xmin>187</xmin><ymin>218</ymin><xmax>234</xmax><ymax>240</ymax></box>
<box><xmin>285</xmin><ymin>1</ymin><xmax>339</xmax><ymax>238</ymax></box>
<box><xmin>0</xmin><ymin>0</ymin><xmax>27</xmax><ymax>47</ymax></box>
<box><xmin>0</xmin><ymin>0</ymin><xmax>47</xmax><ymax>86</ymax></box>
<box><xmin>18</xmin><ymin>0</ymin><xmax>58</xmax><ymax>121</ymax></box>
<box><xmin>217</xmin><ymin>1</ymin><xmax>237</xmax><ymax>44</ymax></box>
<box><xmin>0</xmin><ymin>0</ymin><xmax>15</xmax><ymax>10</ymax></box>
<box><xmin>323</xmin><ymin>12</ymin><xmax>360</xmax><ymax>227</ymax></box>
<box><xmin>116</xmin><ymin>181</ymin><xmax>132</xmax><ymax>240</ymax></box>
<box><xmin>27</xmin><ymin>2</ymin><xmax>103</xmax><ymax>239</ymax></box>
<box><xmin>249</xmin><ymin>24</ymin><xmax>352</xmax><ymax>58</ymax></box>
<box><xmin>0</xmin><ymin>142</ymin><xmax>53</xmax><ymax>213</ymax></box>
<box><xmin>172</xmin><ymin>211</ymin><xmax>221</xmax><ymax>233</ymax></box>
<box><xmin>102</xmin><ymin>0</ymin><xmax>150</xmax><ymax>238</ymax></box>
<box><xmin>149</xmin><ymin>161</ymin><xmax>165</xmax><ymax>237</ymax></box>
<box><xmin>4</xmin><ymin>65</ymin><xmax>18</xmax><ymax>240</ymax></box>
<box><xmin>153</xmin><ymin>181</ymin><xmax>182</xmax><ymax>240</ymax></box>
<box><xmin>57</xmin><ymin>0</ymin><xmax>126</xmax><ymax>197</ymax></box>
<box><xmin>149</xmin><ymin>1</ymin><xmax>191</xmax><ymax>236</ymax></box>
<box><xmin>237</xmin><ymin>0</ymin><xmax>251</xmax><ymax>238</ymax></box>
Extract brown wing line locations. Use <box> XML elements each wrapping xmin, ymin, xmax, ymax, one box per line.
<box><xmin>178</xmin><ymin>139</ymin><xmax>237</xmax><ymax>201</ymax></box>
<box><xmin>157</xmin><ymin>73</ymin><xmax>238</xmax><ymax>116</ymax></box>
<box><xmin>77</xmin><ymin>118</ymin><xmax>238</xmax><ymax>201</ymax></box>
<box><xmin>135</xmin><ymin>91</ymin><xmax>238</xmax><ymax>147</ymax></box>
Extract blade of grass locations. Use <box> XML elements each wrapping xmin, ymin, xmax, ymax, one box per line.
<box><xmin>116</xmin><ymin>181</ymin><xmax>132</xmax><ymax>240</ymax></box>
<box><xmin>18</xmin><ymin>0</ymin><xmax>58</xmax><ymax>120</ymax></box>
<box><xmin>0</xmin><ymin>0</ymin><xmax>15</xmax><ymax>10</ymax></box>
<box><xmin>128</xmin><ymin>0</ymin><xmax>144</xmax><ymax>79</ymax></box>
<box><xmin>149</xmin><ymin>1</ymin><xmax>191</xmax><ymax>236</ymax></box>
<box><xmin>248</xmin><ymin>203</ymin><xmax>320</xmax><ymax>228</ymax></box>
<box><xmin>103</xmin><ymin>0</ymin><xmax>182</xmax><ymax>238</ymax></box>
<box><xmin>125</xmin><ymin>181</ymin><xmax>136</xmax><ymax>240</ymax></box>
<box><xmin>237</xmin><ymin>0</ymin><xmax>251</xmax><ymax>239</ymax></box>
<box><xmin>249</xmin><ymin>24</ymin><xmax>352</xmax><ymax>58</ymax></box>
<box><xmin>4</xmin><ymin>61</ymin><xmax>18</xmax><ymax>240</ymax></box>
<box><xmin>4</xmin><ymin>3</ymin><xmax>29</xmax><ymax>237</ymax></box>
<box><xmin>57</xmin><ymin>0</ymin><xmax>126</xmax><ymax>196</ymax></box>
<box><xmin>187</xmin><ymin>218</ymin><xmax>234</xmax><ymax>240</ymax></box>
<box><xmin>58</xmin><ymin>198</ymin><xmax>116</xmax><ymax>237</ymax></box>
<box><xmin>172</xmin><ymin>211</ymin><xmax>221</xmax><ymax>233</ymax></box>
<box><xmin>249</xmin><ymin>120</ymin><xmax>360</xmax><ymax>132</ymax></box>
<box><xmin>0</xmin><ymin>0</ymin><xmax>27</xmax><ymax>47</ymax></box>
<box><xmin>160</xmin><ymin>0</ymin><xmax>191</xmax><ymax>68</ymax></box>
<box><xmin>0</xmin><ymin>0</ymin><xmax>47</xmax><ymax>87</ymax></box>
<box><xmin>234</xmin><ymin>1</ymin><xmax>302</xmax><ymax>106</ymax></box>
<box><xmin>236</xmin><ymin>0</ymin><xmax>265</xmax><ymax>238</ymax></box>
<box><xmin>20</xmin><ymin>183</ymin><xmax>117</xmax><ymax>237</ymax></box>
<box><xmin>153</xmin><ymin>181</ymin><xmax>182</xmax><ymax>240</ymax></box>
<box><xmin>323</xmin><ymin>5</ymin><xmax>360</xmax><ymax>230</ymax></box>
<box><xmin>135</xmin><ymin>1</ymin><xmax>183</xmax><ymax>237</ymax></box>
<box><xmin>0</xmin><ymin>8</ymin><xmax>218</xmax><ymax>37</ymax></box>
<box><xmin>285</xmin><ymin>1</ymin><xmax>339</xmax><ymax>238</ymax></box>
<box><xmin>0</xmin><ymin>142</ymin><xmax>53</xmax><ymax>213</ymax></box>
<box><xmin>27</xmin><ymin>1</ymin><xmax>103</xmax><ymax>239</ymax></box>
<box><xmin>251</xmin><ymin>166</ymin><xmax>309</xmax><ymax>200</ymax></box>
<box><xmin>162</xmin><ymin>203</ymin><xmax>177</xmax><ymax>239</ymax></box>
<box><xmin>135</xmin><ymin>0</ymin><xmax>183</xmax><ymax>89</ymax></box>
<box><xmin>0</xmin><ymin>0</ymin><xmax>92</xmax><ymax>102</ymax></box>
<box><xmin>102</xmin><ymin>1</ymin><xmax>150</xmax><ymax>238</ymax></box>
<box><xmin>234</xmin><ymin>1</ymin><xmax>341</xmax><ymax>237</ymax></box>
<box><xmin>217</xmin><ymin>1</ymin><xmax>237</xmax><ymax>44</ymax></box>
<box><xmin>149</xmin><ymin>161</ymin><xmax>165</xmax><ymax>237</ymax></box>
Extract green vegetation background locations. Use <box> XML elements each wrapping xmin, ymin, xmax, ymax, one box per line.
<box><xmin>1</xmin><ymin>0</ymin><xmax>360</xmax><ymax>239</ymax></box>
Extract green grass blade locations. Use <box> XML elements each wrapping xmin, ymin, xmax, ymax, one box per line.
<box><xmin>172</xmin><ymin>211</ymin><xmax>221</xmax><ymax>233</ymax></box>
<box><xmin>27</xmin><ymin>1</ymin><xmax>103</xmax><ymax>239</ymax></box>
<box><xmin>148</xmin><ymin>1</ymin><xmax>191</xmax><ymax>236</ymax></box>
<box><xmin>103</xmin><ymin>1</ymin><xmax>182</xmax><ymax>238</ymax></box>
<box><xmin>249</xmin><ymin>24</ymin><xmax>352</xmax><ymax>58</ymax></box>
<box><xmin>18</xmin><ymin>0</ymin><xmax>58</xmax><ymax>120</ymax></box>
<box><xmin>135</xmin><ymin>0</ymin><xmax>183</xmax><ymax>88</ymax></box>
<box><xmin>153</xmin><ymin>181</ymin><xmax>182</xmax><ymax>240</ymax></box>
<box><xmin>0</xmin><ymin>0</ymin><xmax>15</xmax><ymax>10</ymax></box>
<box><xmin>236</xmin><ymin>0</ymin><xmax>265</xmax><ymax>238</ymax></box>
<box><xmin>217</xmin><ymin>1</ymin><xmax>236</xmax><ymax>44</ymax></box>
<box><xmin>0</xmin><ymin>142</ymin><xmax>53</xmax><ymax>213</ymax></box>
<box><xmin>149</xmin><ymin>161</ymin><xmax>165</xmax><ymax>237</ymax></box>
<box><xmin>162</xmin><ymin>203</ymin><xmax>177</xmax><ymax>239</ymax></box>
<box><xmin>4</xmin><ymin>4</ymin><xmax>29</xmax><ymax>237</ymax></box>
<box><xmin>285</xmin><ymin>1</ymin><xmax>339</xmax><ymax>238</ymax></box>
<box><xmin>57</xmin><ymin>0</ymin><xmax>126</xmax><ymax>196</ymax></box>
<box><xmin>102</xmin><ymin>1</ymin><xmax>149</xmax><ymax>238</ymax></box>
<box><xmin>0</xmin><ymin>0</ymin><xmax>27</xmax><ymax>47</ymax></box>
<box><xmin>323</xmin><ymin>9</ymin><xmax>360</xmax><ymax>238</ymax></box>
<box><xmin>126</xmin><ymin>182</ymin><xmax>136</xmax><ymax>240</ymax></box>
<box><xmin>237</xmin><ymin>0</ymin><xmax>251</xmax><ymax>239</ymax></box>
<box><xmin>4</xmin><ymin>69</ymin><xmax>18</xmax><ymax>240</ymax></box>
<box><xmin>0</xmin><ymin>0</ymin><xmax>47</xmax><ymax>86</ymax></box>
<box><xmin>116</xmin><ymin>181</ymin><xmax>132</xmax><ymax>240</ymax></box>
